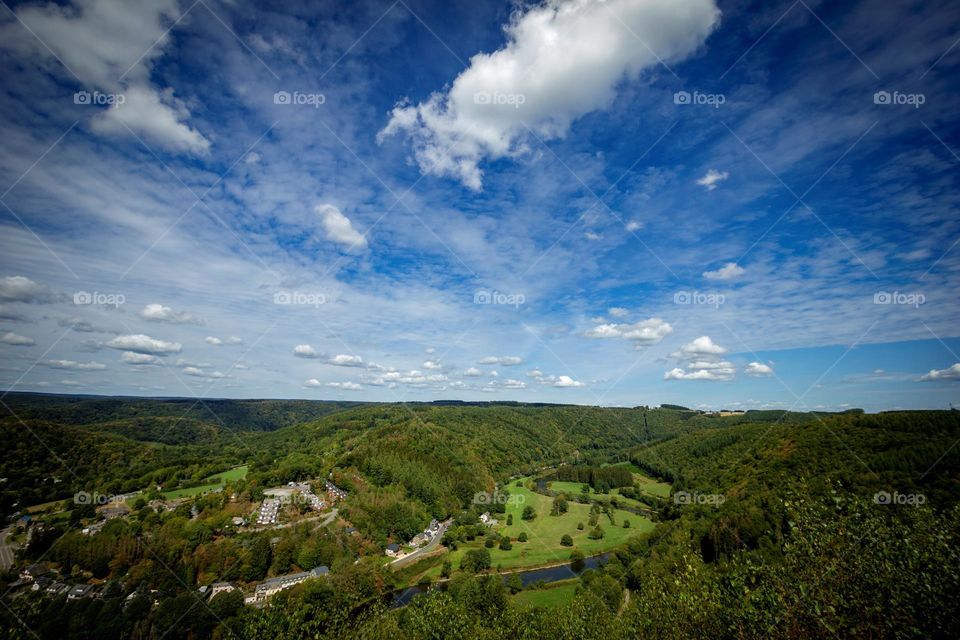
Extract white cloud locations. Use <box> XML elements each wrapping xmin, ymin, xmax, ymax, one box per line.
<box><xmin>105</xmin><ymin>334</ymin><xmax>181</xmax><ymax>355</ymax></box>
<box><xmin>503</xmin><ymin>379</ymin><xmax>526</xmax><ymax>389</ymax></box>
<box><xmin>41</xmin><ymin>359</ymin><xmax>106</xmax><ymax>371</ymax></box>
<box><xmin>745</xmin><ymin>362</ymin><xmax>774</xmax><ymax>376</ymax></box>
<box><xmin>673</xmin><ymin>335</ymin><xmax>728</xmax><ymax>358</ymax></box>
<box><xmin>422</xmin><ymin>360</ymin><xmax>442</xmax><ymax>370</ymax></box>
<box><xmin>919</xmin><ymin>363</ymin><xmax>960</xmax><ymax>381</ymax></box>
<box><xmin>625</xmin><ymin>221</ymin><xmax>643</xmax><ymax>232</ymax></box>
<box><xmin>0</xmin><ymin>276</ymin><xmax>57</xmax><ymax>303</ymax></box>
<box><xmin>316</xmin><ymin>204</ymin><xmax>368</xmax><ymax>251</ymax></box>
<box><xmin>304</xmin><ymin>378</ymin><xmax>322</xmax><ymax>388</ymax></box>
<box><xmin>696</xmin><ymin>168</ymin><xmax>729</xmax><ymax>190</ymax></box>
<box><xmin>478</xmin><ymin>355</ymin><xmax>523</xmax><ymax>366</ymax></box>
<box><xmin>182</xmin><ymin>366</ymin><xmax>228</xmax><ymax>379</ymax></box>
<box><xmin>464</xmin><ymin>367</ymin><xmax>483</xmax><ymax>377</ymax></box>
<box><xmin>2</xmin><ymin>0</ymin><xmax>210</xmax><ymax>154</ymax></box>
<box><xmin>608</xmin><ymin>307</ymin><xmax>629</xmax><ymax>318</ymax></box>
<box><xmin>327</xmin><ymin>381</ymin><xmax>363</xmax><ymax>390</ymax></box>
<box><xmin>553</xmin><ymin>375</ymin><xmax>584</xmax><ymax>388</ymax></box>
<box><xmin>665</xmin><ymin>336</ymin><xmax>734</xmax><ymax>381</ymax></box>
<box><xmin>703</xmin><ymin>262</ymin><xmax>745</xmax><ymax>281</ymax></box>
<box><xmin>120</xmin><ymin>351</ymin><xmax>160</xmax><ymax>365</ymax></box>
<box><xmin>329</xmin><ymin>354</ymin><xmax>364</xmax><ymax>367</ymax></box>
<box><xmin>664</xmin><ymin>366</ymin><xmax>733</xmax><ymax>381</ymax></box>
<box><xmin>584</xmin><ymin>318</ymin><xmax>672</xmax><ymax>347</ymax></box>
<box><xmin>140</xmin><ymin>303</ymin><xmax>203</xmax><ymax>324</ymax></box>
<box><xmin>1</xmin><ymin>332</ymin><xmax>35</xmax><ymax>346</ymax></box>
<box><xmin>526</xmin><ymin>369</ymin><xmax>543</xmax><ymax>378</ymax></box>
<box><xmin>378</xmin><ymin>0</ymin><xmax>720</xmax><ymax>189</ymax></box>
<box><xmin>293</xmin><ymin>344</ymin><xmax>323</xmax><ymax>358</ymax></box>
<box><xmin>206</xmin><ymin>336</ymin><xmax>243</xmax><ymax>346</ymax></box>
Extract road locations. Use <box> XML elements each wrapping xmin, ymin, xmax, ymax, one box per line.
<box><xmin>390</xmin><ymin>519</ymin><xmax>452</xmax><ymax>569</ymax></box>
<box><xmin>0</xmin><ymin>527</ymin><xmax>17</xmax><ymax>571</ymax></box>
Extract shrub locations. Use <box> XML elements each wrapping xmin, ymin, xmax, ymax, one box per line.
<box><xmin>560</xmin><ymin>534</ymin><xmax>574</xmax><ymax>546</ymax></box>
<box><xmin>518</xmin><ymin>532</ymin><xmax>527</xmax><ymax>542</ymax></box>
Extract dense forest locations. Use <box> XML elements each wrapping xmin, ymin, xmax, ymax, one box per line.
<box><xmin>1</xmin><ymin>396</ymin><xmax>958</xmax><ymax>639</ymax></box>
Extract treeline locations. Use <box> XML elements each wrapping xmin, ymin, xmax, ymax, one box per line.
<box><xmin>555</xmin><ymin>465</ymin><xmax>633</xmax><ymax>491</ymax></box>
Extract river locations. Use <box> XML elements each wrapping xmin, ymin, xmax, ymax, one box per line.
<box><xmin>389</xmin><ymin>553</ymin><xmax>609</xmax><ymax>608</ymax></box>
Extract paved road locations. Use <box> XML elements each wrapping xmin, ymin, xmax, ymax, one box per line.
<box><xmin>0</xmin><ymin>527</ymin><xmax>17</xmax><ymax>571</ymax></box>
<box><xmin>390</xmin><ymin>520</ymin><xmax>452</xmax><ymax>569</ymax></box>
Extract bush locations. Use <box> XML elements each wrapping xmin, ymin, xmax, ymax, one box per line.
<box><xmin>440</xmin><ymin>559</ymin><xmax>452</xmax><ymax>578</ymax></box>
<box><xmin>623</xmin><ymin>519</ymin><xmax>630</xmax><ymax>528</ymax></box>
<box><xmin>499</xmin><ymin>537</ymin><xmax>512</xmax><ymax>551</ymax></box>
<box><xmin>560</xmin><ymin>534</ymin><xmax>574</xmax><ymax>547</ymax></box>
<box><xmin>521</xmin><ymin>505</ymin><xmax>536</xmax><ymax>521</ymax></box>
<box><xmin>517</xmin><ymin>532</ymin><xmax>527</xmax><ymax>542</ymax></box>
<box><xmin>577</xmin><ymin>522</ymin><xmax>584</xmax><ymax>530</ymax></box>
<box><xmin>588</xmin><ymin>525</ymin><xmax>604</xmax><ymax>540</ymax></box>
<box><xmin>507</xmin><ymin>514</ymin><xmax>513</xmax><ymax>525</ymax></box>
<box><xmin>484</xmin><ymin>536</ymin><xmax>495</xmax><ymax>548</ymax></box>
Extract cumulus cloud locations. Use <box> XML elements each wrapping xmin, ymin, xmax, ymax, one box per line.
<box><xmin>672</xmin><ymin>335</ymin><xmax>728</xmax><ymax>358</ymax></box>
<box><xmin>696</xmin><ymin>168</ymin><xmax>729</xmax><ymax>190</ymax></box>
<box><xmin>140</xmin><ymin>303</ymin><xmax>203</xmax><ymax>325</ymax></box>
<box><xmin>464</xmin><ymin>367</ymin><xmax>483</xmax><ymax>377</ymax></box>
<box><xmin>553</xmin><ymin>375</ymin><xmax>584</xmax><ymax>388</ymax></box>
<box><xmin>745</xmin><ymin>362</ymin><xmax>774</xmax><ymax>376</ymax></box>
<box><xmin>0</xmin><ymin>305</ymin><xmax>28</xmax><ymax>321</ymax></box>
<box><xmin>703</xmin><ymin>262</ymin><xmax>745</xmax><ymax>281</ymax></box>
<box><xmin>919</xmin><ymin>363</ymin><xmax>960</xmax><ymax>381</ymax></box>
<box><xmin>1</xmin><ymin>332</ymin><xmax>35</xmax><ymax>346</ymax></box>
<box><xmin>316</xmin><ymin>204</ymin><xmax>368</xmax><ymax>251</ymax></box>
<box><xmin>478</xmin><ymin>356</ymin><xmax>523</xmax><ymax>366</ymax></box>
<box><xmin>329</xmin><ymin>354</ymin><xmax>364</xmax><ymax>367</ymax></box>
<box><xmin>664</xmin><ymin>365</ymin><xmax>734</xmax><ymax>381</ymax></box>
<box><xmin>526</xmin><ymin>369</ymin><xmax>544</xmax><ymax>378</ymax></box>
<box><xmin>665</xmin><ymin>336</ymin><xmax>734</xmax><ymax>381</ymax></box>
<box><xmin>303</xmin><ymin>378</ymin><xmax>322</xmax><ymax>388</ymax></box>
<box><xmin>422</xmin><ymin>360</ymin><xmax>442</xmax><ymax>370</ymax></box>
<box><xmin>105</xmin><ymin>334</ymin><xmax>181</xmax><ymax>355</ymax></box>
<box><xmin>120</xmin><ymin>351</ymin><xmax>160</xmax><ymax>365</ymax></box>
<box><xmin>293</xmin><ymin>344</ymin><xmax>323</xmax><ymax>358</ymax></box>
<box><xmin>1</xmin><ymin>0</ymin><xmax>210</xmax><ymax>154</ymax></box>
<box><xmin>584</xmin><ymin>318</ymin><xmax>672</xmax><ymax>347</ymax></box>
<box><xmin>378</xmin><ymin>0</ymin><xmax>720</xmax><ymax>189</ymax></box>
<box><xmin>327</xmin><ymin>381</ymin><xmax>363</xmax><ymax>390</ymax></box>
<box><xmin>205</xmin><ymin>336</ymin><xmax>243</xmax><ymax>346</ymax></box>
<box><xmin>41</xmin><ymin>359</ymin><xmax>106</xmax><ymax>371</ymax></box>
<box><xmin>0</xmin><ymin>276</ymin><xmax>57</xmax><ymax>303</ymax></box>
<box><xmin>503</xmin><ymin>379</ymin><xmax>527</xmax><ymax>389</ymax></box>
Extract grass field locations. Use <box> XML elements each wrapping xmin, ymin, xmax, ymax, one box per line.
<box><xmin>423</xmin><ymin>476</ymin><xmax>653</xmax><ymax>578</ymax></box>
<box><xmin>512</xmin><ymin>580</ymin><xmax>579</xmax><ymax>608</ymax></box>
<box><xmin>205</xmin><ymin>465</ymin><xmax>249</xmax><ymax>483</ymax></box>
<box><xmin>161</xmin><ymin>465</ymin><xmax>249</xmax><ymax>499</ymax></box>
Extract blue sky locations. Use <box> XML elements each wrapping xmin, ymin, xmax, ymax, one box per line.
<box><xmin>0</xmin><ymin>0</ymin><xmax>958</xmax><ymax>411</ymax></box>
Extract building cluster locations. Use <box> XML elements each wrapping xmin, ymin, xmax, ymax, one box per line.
<box><xmin>290</xmin><ymin>481</ymin><xmax>326</xmax><ymax>510</ymax></box>
<box><xmin>10</xmin><ymin>563</ymin><xmax>97</xmax><ymax>600</ymax></box>
<box><xmin>244</xmin><ymin>566</ymin><xmax>329</xmax><ymax>605</ymax></box>
<box><xmin>324</xmin><ymin>481</ymin><xmax>346</xmax><ymax>502</ymax></box>
<box><xmin>256</xmin><ymin>498</ymin><xmax>280</xmax><ymax>526</ymax></box>
<box><xmin>386</xmin><ymin>519</ymin><xmax>443</xmax><ymax>557</ymax></box>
